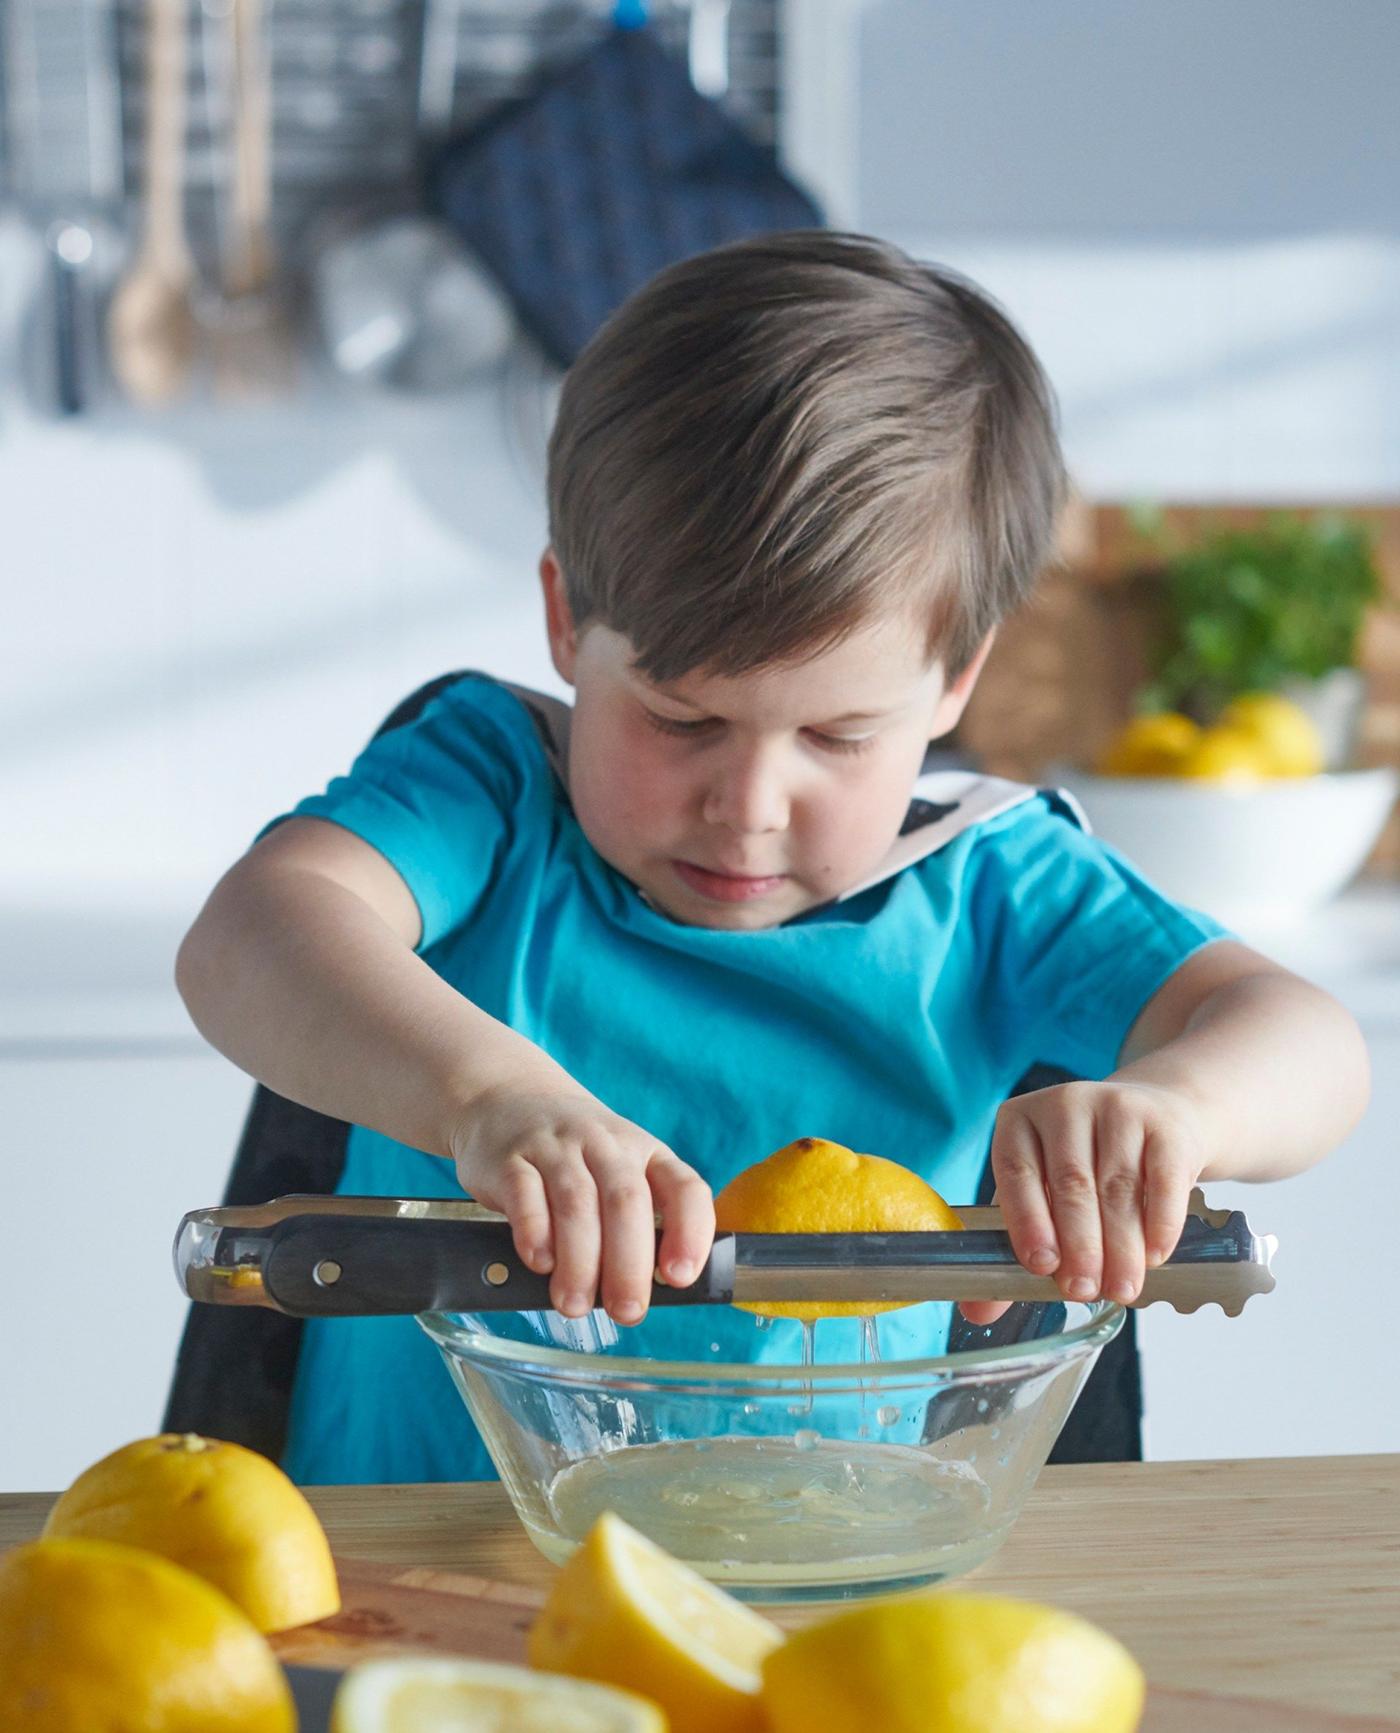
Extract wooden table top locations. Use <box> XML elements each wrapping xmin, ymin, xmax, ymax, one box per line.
<box><xmin>4</xmin><ymin>1453</ymin><xmax>1398</xmax><ymax>1720</ymax></box>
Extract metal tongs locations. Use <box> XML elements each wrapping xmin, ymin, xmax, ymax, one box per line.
<box><xmin>175</xmin><ymin>1188</ymin><xmax>1276</xmax><ymax>1319</ymax></box>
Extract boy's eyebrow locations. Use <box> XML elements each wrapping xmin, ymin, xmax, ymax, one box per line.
<box><xmin>637</xmin><ymin>678</ymin><xmax>900</xmax><ymax>727</ymax></box>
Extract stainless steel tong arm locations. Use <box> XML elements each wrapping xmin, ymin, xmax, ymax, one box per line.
<box><xmin>175</xmin><ymin>1188</ymin><xmax>1275</xmax><ymax>1319</ymax></box>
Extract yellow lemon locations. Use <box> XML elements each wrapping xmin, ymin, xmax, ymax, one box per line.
<box><xmin>528</xmin><ymin>1511</ymin><xmax>782</xmax><ymax>1733</ymax></box>
<box><xmin>0</xmin><ymin>1537</ymin><xmax>295</xmax><ymax>1732</ymax></box>
<box><xmin>1173</xmin><ymin>726</ymin><xmax>1276</xmax><ymax>784</ymax></box>
<box><xmin>760</xmin><ymin>1591</ymin><xmax>1145</xmax><ymax>1733</ymax></box>
<box><xmin>1217</xmin><ymin>692</ymin><xmax>1324</xmax><ymax>777</ymax></box>
<box><xmin>43</xmin><ymin>1432</ymin><xmax>339</xmax><ymax>1633</ymax></box>
<box><xmin>714</xmin><ymin>1136</ymin><xmax>964</xmax><ymax>1320</ymax></box>
<box><xmin>331</xmin><ymin>1655</ymin><xmax>665</xmax><ymax>1733</ymax></box>
<box><xmin>1096</xmin><ymin>712</ymin><xmax>1200</xmax><ymax>776</ymax></box>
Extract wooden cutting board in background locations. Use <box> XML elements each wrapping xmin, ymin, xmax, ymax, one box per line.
<box><xmin>273</xmin><ymin>1559</ymin><xmax>1399</xmax><ymax>1732</ymax></box>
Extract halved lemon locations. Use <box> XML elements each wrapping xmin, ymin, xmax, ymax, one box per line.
<box><xmin>0</xmin><ymin>1536</ymin><xmax>295</xmax><ymax>1732</ymax></box>
<box><xmin>760</xmin><ymin>1590</ymin><xmax>1145</xmax><ymax>1733</ymax></box>
<box><xmin>714</xmin><ymin>1136</ymin><xmax>964</xmax><ymax>1319</ymax></box>
<box><xmin>43</xmin><ymin>1432</ymin><xmax>339</xmax><ymax>1632</ymax></box>
<box><xmin>331</xmin><ymin>1656</ymin><xmax>664</xmax><ymax>1733</ymax></box>
<box><xmin>528</xmin><ymin>1512</ymin><xmax>782</xmax><ymax>1733</ymax></box>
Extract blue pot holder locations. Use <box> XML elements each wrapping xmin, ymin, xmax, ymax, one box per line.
<box><xmin>426</xmin><ymin>8</ymin><xmax>825</xmax><ymax>368</ymax></box>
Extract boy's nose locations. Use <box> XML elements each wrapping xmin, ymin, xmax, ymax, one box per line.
<box><xmin>701</xmin><ymin>745</ymin><xmax>791</xmax><ymax>835</ymax></box>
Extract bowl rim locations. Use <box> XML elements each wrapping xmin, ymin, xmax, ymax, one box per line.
<box><xmin>1054</xmin><ymin>763</ymin><xmax>1400</xmax><ymax>795</ymax></box>
<box><xmin>416</xmin><ymin>1299</ymin><xmax>1126</xmax><ymax>1386</ymax></box>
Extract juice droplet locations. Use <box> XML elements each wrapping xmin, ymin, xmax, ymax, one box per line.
<box><xmin>754</xmin><ymin>1314</ymin><xmax>774</xmax><ymax>1331</ymax></box>
<box><xmin>790</xmin><ymin>1317</ymin><xmax>816</xmax><ymax>1417</ymax></box>
<box><xmin>860</xmin><ymin>1316</ymin><xmax>882</xmax><ymax>1364</ymax></box>
<box><xmin>976</xmin><ymin>1398</ymin><xmax>989</xmax><ymax>1414</ymax></box>
<box><xmin>876</xmin><ymin>1404</ymin><xmax>900</xmax><ymax>1427</ymax></box>
<box><xmin>742</xmin><ymin>1402</ymin><xmax>760</xmax><ymax>1416</ymax></box>
<box><xmin>793</xmin><ymin>1428</ymin><xmax>822</xmax><ymax>1451</ymax></box>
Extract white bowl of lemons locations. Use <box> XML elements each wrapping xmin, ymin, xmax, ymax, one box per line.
<box><xmin>1056</xmin><ymin>694</ymin><xmax>1398</xmax><ymax>929</ymax></box>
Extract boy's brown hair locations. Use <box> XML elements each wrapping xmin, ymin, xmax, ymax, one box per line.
<box><xmin>546</xmin><ymin>230</ymin><xmax>1067</xmax><ymax>682</ymax></box>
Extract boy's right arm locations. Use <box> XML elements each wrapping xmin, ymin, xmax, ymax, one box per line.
<box><xmin>175</xmin><ymin>817</ymin><xmax>714</xmax><ymax>1324</ymax></box>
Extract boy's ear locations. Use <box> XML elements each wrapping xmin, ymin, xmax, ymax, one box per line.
<box><xmin>539</xmin><ymin>548</ymin><xmax>578</xmax><ymax>685</ymax></box>
<box><xmin>928</xmin><ymin>629</ymin><xmax>997</xmax><ymax>739</ymax></box>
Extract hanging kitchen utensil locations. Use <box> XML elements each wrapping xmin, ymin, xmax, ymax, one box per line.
<box><xmin>204</xmin><ymin>0</ymin><xmax>297</xmax><ymax>398</ymax></box>
<box><xmin>4</xmin><ymin>0</ymin><xmax>126</xmax><ymax>416</ymax></box>
<box><xmin>176</xmin><ymin>1188</ymin><xmax>1277</xmax><ymax>1320</ymax></box>
<box><xmin>309</xmin><ymin>0</ymin><xmax>516</xmax><ymax>394</ymax></box>
<box><xmin>107</xmin><ymin>0</ymin><xmax>198</xmax><ymax>406</ymax></box>
<box><xmin>425</xmin><ymin>0</ymin><xmax>823</xmax><ymax>370</ymax></box>
<box><xmin>311</xmin><ymin>209</ymin><xmax>516</xmax><ymax>391</ymax></box>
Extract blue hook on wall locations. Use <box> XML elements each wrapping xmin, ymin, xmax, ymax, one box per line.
<box><xmin>613</xmin><ymin>0</ymin><xmax>648</xmax><ymax>28</ymax></box>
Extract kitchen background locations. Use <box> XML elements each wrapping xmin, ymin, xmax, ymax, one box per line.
<box><xmin>2</xmin><ymin>0</ymin><xmax>1398</xmax><ymax>1492</ymax></box>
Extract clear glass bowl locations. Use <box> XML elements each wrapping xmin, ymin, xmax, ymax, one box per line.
<box><xmin>418</xmin><ymin>1298</ymin><xmax>1123</xmax><ymax>1603</ymax></box>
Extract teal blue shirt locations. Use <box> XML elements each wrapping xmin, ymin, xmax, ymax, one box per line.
<box><xmin>275</xmin><ymin>675</ymin><xmax>1226</xmax><ymax>1484</ymax></box>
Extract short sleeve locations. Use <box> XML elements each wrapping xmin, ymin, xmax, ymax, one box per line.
<box><xmin>968</xmin><ymin>793</ymin><xmax>1232</xmax><ymax>1079</ymax></box>
<box><xmin>260</xmin><ymin>677</ymin><xmax>544</xmax><ymax>952</ymax></box>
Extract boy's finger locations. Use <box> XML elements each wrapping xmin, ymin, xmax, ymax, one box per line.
<box><xmin>958</xmin><ymin>1299</ymin><xmax>1014</xmax><ymax>1327</ymax></box>
<box><xmin>538</xmin><ymin>1156</ymin><xmax>601</xmax><ymax>1318</ymax></box>
<box><xmin>1143</xmin><ymin>1128</ymin><xmax>1191</xmax><ymax>1269</ymax></box>
<box><xmin>1095</xmin><ymin>1134</ymin><xmax>1147</xmax><ymax>1306</ymax></box>
<box><xmin>589</xmin><ymin>1152</ymin><xmax>662</xmax><ymax>1326</ymax></box>
<box><xmin>498</xmin><ymin>1157</ymin><xmax>554</xmax><ymax>1274</ymax></box>
<box><xmin>649</xmin><ymin>1151</ymin><xmax>716</xmax><ymax>1287</ymax></box>
<box><xmin>1042</xmin><ymin>1118</ymin><xmax>1103</xmax><ymax>1303</ymax></box>
<box><xmin>989</xmin><ymin>1112</ymin><xmax>1060</xmax><ymax>1277</ymax></box>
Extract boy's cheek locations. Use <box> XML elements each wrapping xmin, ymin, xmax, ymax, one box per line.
<box><xmin>573</xmin><ymin>721</ymin><xmax>686</xmax><ymax>850</ymax></box>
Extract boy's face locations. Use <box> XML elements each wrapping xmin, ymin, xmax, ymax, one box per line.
<box><xmin>542</xmin><ymin>553</ymin><xmax>991</xmax><ymax>929</ymax></box>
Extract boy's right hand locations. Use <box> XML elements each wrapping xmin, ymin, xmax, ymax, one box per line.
<box><xmin>448</xmin><ymin>1083</ymin><xmax>716</xmax><ymax>1326</ymax></box>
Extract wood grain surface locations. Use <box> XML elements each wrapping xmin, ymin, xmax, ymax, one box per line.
<box><xmin>271</xmin><ymin>1558</ymin><xmax>1397</xmax><ymax>1730</ymax></box>
<box><xmin>5</xmin><ymin>1454</ymin><xmax>1398</xmax><ymax>1722</ymax></box>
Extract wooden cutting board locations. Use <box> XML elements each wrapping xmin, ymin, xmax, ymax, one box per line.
<box><xmin>273</xmin><ymin>1559</ymin><xmax>1398</xmax><ymax>1731</ymax></box>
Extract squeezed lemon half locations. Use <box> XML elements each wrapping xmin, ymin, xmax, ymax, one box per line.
<box><xmin>528</xmin><ymin>1511</ymin><xmax>782</xmax><ymax>1733</ymax></box>
<box><xmin>713</xmin><ymin>1135</ymin><xmax>964</xmax><ymax>1319</ymax></box>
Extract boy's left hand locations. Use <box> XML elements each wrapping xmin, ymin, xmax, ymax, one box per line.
<box><xmin>957</xmin><ymin>1079</ymin><xmax>1209</xmax><ymax>1327</ymax></box>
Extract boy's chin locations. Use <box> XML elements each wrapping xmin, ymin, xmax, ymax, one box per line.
<box><xmin>638</xmin><ymin>869</ymin><xmax>816</xmax><ymax>929</ymax></box>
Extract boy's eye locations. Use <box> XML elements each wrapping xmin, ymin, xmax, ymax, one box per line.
<box><xmin>643</xmin><ymin>710</ymin><xmax>717</xmax><ymax>739</ymax></box>
<box><xmin>643</xmin><ymin>709</ymin><xmax>876</xmax><ymax>755</ymax></box>
<box><xmin>807</xmin><ymin>730</ymin><xmax>876</xmax><ymax>756</ymax></box>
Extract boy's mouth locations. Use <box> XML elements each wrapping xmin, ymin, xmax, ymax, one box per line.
<box><xmin>671</xmin><ymin>860</ymin><xmax>789</xmax><ymax>902</ymax></box>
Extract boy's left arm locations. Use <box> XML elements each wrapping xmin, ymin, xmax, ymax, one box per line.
<box><xmin>962</xmin><ymin>941</ymin><xmax>1371</xmax><ymax>1322</ymax></box>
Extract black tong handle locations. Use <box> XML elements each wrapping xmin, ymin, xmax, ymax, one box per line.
<box><xmin>261</xmin><ymin>1214</ymin><xmax>737</xmax><ymax>1317</ymax></box>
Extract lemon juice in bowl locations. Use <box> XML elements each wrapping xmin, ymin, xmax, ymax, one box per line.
<box><xmin>429</xmin><ymin>1292</ymin><xmax>1116</xmax><ymax>1601</ymax></box>
<box><xmin>537</xmin><ymin>1430</ymin><xmax>999</xmax><ymax>1588</ymax></box>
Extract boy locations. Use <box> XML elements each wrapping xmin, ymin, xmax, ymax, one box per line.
<box><xmin>177</xmin><ymin>232</ymin><xmax>1369</xmax><ymax>1484</ymax></box>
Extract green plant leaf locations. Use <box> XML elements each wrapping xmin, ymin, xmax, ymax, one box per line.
<box><xmin>1140</xmin><ymin>512</ymin><xmax>1382</xmax><ymax>712</ymax></box>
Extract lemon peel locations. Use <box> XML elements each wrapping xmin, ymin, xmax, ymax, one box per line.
<box><xmin>0</xmin><ymin>1536</ymin><xmax>295</xmax><ymax>1732</ymax></box>
<box><xmin>43</xmin><ymin>1432</ymin><xmax>339</xmax><ymax>1632</ymax></box>
<box><xmin>714</xmin><ymin>1135</ymin><xmax>964</xmax><ymax>1319</ymax></box>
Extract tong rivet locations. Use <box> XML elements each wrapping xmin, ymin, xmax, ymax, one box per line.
<box><xmin>484</xmin><ymin>1261</ymin><xmax>511</xmax><ymax>1288</ymax></box>
<box><xmin>313</xmin><ymin>1259</ymin><xmax>342</xmax><ymax>1287</ymax></box>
